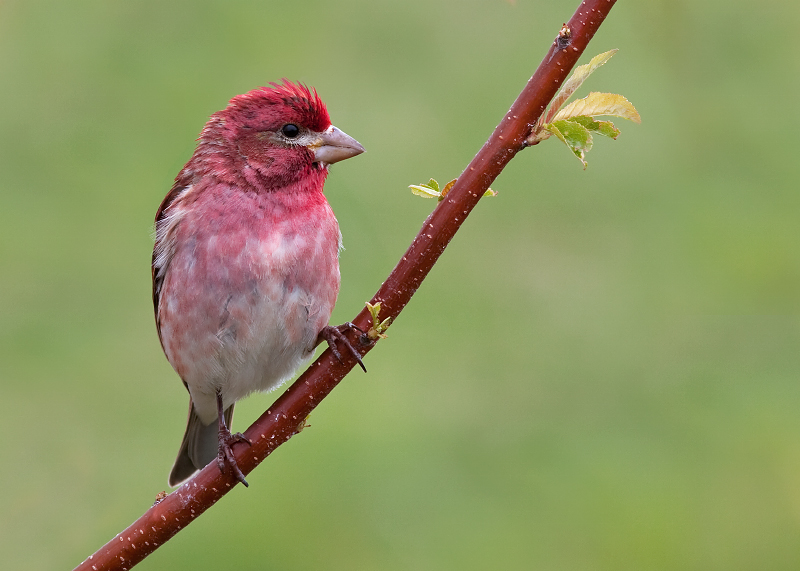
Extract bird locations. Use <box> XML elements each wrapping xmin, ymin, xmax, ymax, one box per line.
<box><xmin>152</xmin><ymin>80</ymin><xmax>365</xmax><ymax>488</ymax></box>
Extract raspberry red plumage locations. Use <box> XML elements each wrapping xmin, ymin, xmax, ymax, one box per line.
<box><xmin>152</xmin><ymin>80</ymin><xmax>364</xmax><ymax>487</ymax></box>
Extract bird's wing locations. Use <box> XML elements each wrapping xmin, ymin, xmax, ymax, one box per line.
<box><xmin>151</xmin><ymin>182</ymin><xmax>192</xmax><ymax>349</ymax></box>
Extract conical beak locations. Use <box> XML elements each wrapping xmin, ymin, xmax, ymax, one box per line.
<box><xmin>313</xmin><ymin>126</ymin><xmax>365</xmax><ymax>166</ymax></box>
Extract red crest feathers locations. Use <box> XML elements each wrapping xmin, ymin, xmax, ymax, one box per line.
<box><xmin>220</xmin><ymin>80</ymin><xmax>331</xmax><ymax>134</ymax></box>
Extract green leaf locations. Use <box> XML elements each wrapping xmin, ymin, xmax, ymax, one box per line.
<box><xmin>427</xmin><ymin>178</ymin><xmax>440</xmax><ymax>192</ymax></box>
<box><xmin>551</xmin><ymin>120</ymin><xmax>593</xmax><ymax>153</ymax></box>
<box><xmin>569</xmin><ymin>115</ymin><xmax>621</xmax><ymax>139</ymax></box>
<box><xmin>591</xmin><ymin>119</ymin><xmax>620</xmax><ymax>139</ymax></box>
<box><xmin>553</xmin><ymin>92</ymin><xmax>641</xmax><ymax>124</ymax></box>
<box><xmin>543</xmin><ymin>120</ymin><xmax>567</xmax><ymax>145</ymax></box>
<box><xmin>409</xmin><ymin>184</ymin><xmax>441</xmax><ymax>199</ymax></box>
<box><xmin>545</xmin><ymin>119</ymin><xmax>593</xmax><ymax>168</ymax></box>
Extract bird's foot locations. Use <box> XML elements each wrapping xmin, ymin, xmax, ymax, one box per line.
<box><xmin>215</xmin><ymin>389</ymin><xmax>251</xmax><ymax>487</ymax></box>
<box><xmin>217</xmin><ymin>427</ymin><xmax>251</xmax><ymax>487</ymax></box>
<box><xmin>319</xmin><ymin>323</ymin><xmax>367</xmax><ymax>372</ymax></box>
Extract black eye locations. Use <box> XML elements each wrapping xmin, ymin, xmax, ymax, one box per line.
<box><xmin>281</xmin><ymin>123</ymin><xmax>300</xmax><ymax>138</ymax></box>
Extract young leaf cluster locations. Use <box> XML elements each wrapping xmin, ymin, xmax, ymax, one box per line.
<box><xmin>528</xmin><ymin>49</ymin><xmax>641</xmax><ymax>168</ymax></box>
<box><xmin>410</xmin><ymin>178</ymin><xmax>496</xmax><ymax>201</ymax></box>
<box><xmin>365</xmin><ymin>302</ymin><xmax>392</xmax><ymax>340</ymax></box>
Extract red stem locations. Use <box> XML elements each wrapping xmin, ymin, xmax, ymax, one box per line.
<box><xmin>74</xmin><ymin>1</ymin><xmax>616</xmax><ymax>569</ymax></box>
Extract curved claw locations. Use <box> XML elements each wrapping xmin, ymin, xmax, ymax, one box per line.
<box><xmin>217</xmin><ymin>430</ymin><xmax>251</xmax><ymax>487</ymax></box>
<box><xmin>319</xmin><ymin>323</ymin><xmax>367</xmax><ymax>372</ymax></box>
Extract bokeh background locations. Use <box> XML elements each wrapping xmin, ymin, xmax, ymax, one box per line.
<box><xmin>2</xmin><ymin>0</ymin><xmax>799</xmax><ymax>569</ymax></box>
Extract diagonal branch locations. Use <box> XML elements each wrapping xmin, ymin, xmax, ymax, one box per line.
<box><xmin>74</xmin><ymin>1</ymin><xmax>617</xmax><ymax>569</ymax></box>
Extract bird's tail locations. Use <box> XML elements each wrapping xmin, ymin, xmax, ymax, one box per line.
<box><xmin>168</xmin><ymin>400</ymin><xmax>234</xmax><ymax>487</ymax></box>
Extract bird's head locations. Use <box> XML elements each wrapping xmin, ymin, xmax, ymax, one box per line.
<box><xmin>195</xmin><ymin>80</ymin><xmax>364</xmax><ymax>189</ymax></box>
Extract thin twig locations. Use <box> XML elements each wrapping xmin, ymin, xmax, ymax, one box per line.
<box><xmin>73</xmin><ymin>1</ymin><xmax>617</xmax><ymax>568</ymax></box>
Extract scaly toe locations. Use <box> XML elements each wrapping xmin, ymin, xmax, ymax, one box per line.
<box><xmin>320</xmin><ymin>324</ymin><xmax>367</xmax><ymax>372</ymax></box>
<box><xmin>218</xmin><ymin>432</ymin><xmax>250</xmax><ymax>487</ymax></box>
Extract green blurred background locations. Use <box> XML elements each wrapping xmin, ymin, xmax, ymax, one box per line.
<box><xmin>2</xmin><ymin>0</ymin><xmax>799</xmax><ymax>569</ymax></box>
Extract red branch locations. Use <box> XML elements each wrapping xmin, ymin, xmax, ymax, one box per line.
<box><xmin>74</xmin><ymin>2</ymin><xmax>617</xmax><ymax>569</ymax></box>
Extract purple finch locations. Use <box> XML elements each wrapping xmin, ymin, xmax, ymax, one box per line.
<box><xmin>152</xmin><ymin>81</ymin><xmax>365</xmax><ymax>487</ymax></box>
